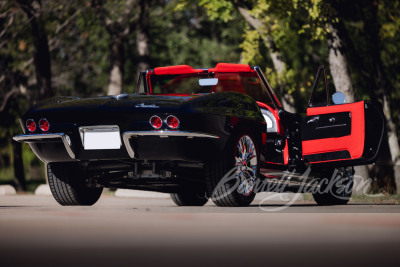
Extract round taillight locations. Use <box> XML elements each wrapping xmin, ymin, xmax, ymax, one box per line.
<box><xmin>149</xmin><ymin>115</ymin><xmax>162</xmax><ymax>129</ymax></box>
<box><xmin>26</xmin><ymin>119</ymin><xmax>36</xmax><ymax>132</ymax></box>
<box><xmin>39</xmin><ymin>118</ymin><xmax>50</xmax><ymax>132</ymax></box>
<box><xmin>166</xmin><ymin>115</ymin><xmax>180</xmax><ymax>129</ymax></box>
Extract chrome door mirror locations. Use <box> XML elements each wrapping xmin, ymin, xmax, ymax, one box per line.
<box><xmin>332</xmin><ymin>92</ymin><xmax>346</xmax><ymax>105</ymax></box>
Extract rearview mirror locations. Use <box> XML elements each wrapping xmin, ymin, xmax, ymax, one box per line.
<box><xmin>199</xmin><ymin>78</ymin><xmax>218</xmax><ymax>86</ymax></box>
<box><xmin>332</xmin><ymin>92</ymin><xmax>346</xmax><ymax>105</ymax></box>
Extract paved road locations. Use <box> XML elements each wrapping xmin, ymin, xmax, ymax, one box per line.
<box><xmin>1</xmin><ymin>194</ymin><xmax>400</xmax><ymax>267</ymax></box>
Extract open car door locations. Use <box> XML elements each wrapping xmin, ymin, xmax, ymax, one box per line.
<box><xmin>301</xmin><ymin>66</ymin><xmax>385</xmax><ymax>167</ymax></box>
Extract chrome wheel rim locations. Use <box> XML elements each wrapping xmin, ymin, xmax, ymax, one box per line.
<box><xmin>235</xmin><ymin>135</ymin><xmax>257</xmax><ymax>196</ymax></box>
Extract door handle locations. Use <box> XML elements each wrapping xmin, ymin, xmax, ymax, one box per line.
<box><xmin>307</xmin><ymin>116</ymin><xmax>319</xmax><ymax>125</ymax></box>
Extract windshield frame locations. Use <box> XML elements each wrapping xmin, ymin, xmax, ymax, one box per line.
<box><xmin>148</xmin><ymin>73</ymin><xmax>214</xmax><ymax>95</ymax></box>
<box><xmin>137</xmin><ymin>66</ymin><xmax>282</xmax><ymax>110</ymax></box>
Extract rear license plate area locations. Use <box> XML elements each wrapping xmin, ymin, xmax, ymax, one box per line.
<box><xmin>79</xmin><ymin>126</ymin><xmax>121</xmax><ymax>150</ymax></box>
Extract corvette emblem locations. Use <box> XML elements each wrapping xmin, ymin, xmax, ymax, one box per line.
<box><xmin>135</xmin><ymin>103</ymin><xmax>159</xmax><ymax>108</ymax></box>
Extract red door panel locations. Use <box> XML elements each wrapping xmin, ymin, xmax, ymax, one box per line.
<box><xmin>302</xmin><ymin>101</ymin><xmax>365</xmax><ymax>163</ymax></box>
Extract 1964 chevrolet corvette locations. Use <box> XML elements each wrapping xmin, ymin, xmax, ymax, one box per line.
<box><xmin>13</xmin><ymin>63</ymin><xmax>385</xmax><ymax>206</ymax></box>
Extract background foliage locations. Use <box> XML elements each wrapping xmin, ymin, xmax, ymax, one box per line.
<box><xmin>0</xmin><ymin>0</ymin><xmax>399</xmax><ymax>193</ymax></box>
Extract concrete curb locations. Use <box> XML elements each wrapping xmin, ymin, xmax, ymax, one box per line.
<box><xmin>115</xmin><ymin>189</ymin><xmax>170</xmax><ymax>199</ymax></box>
<box><xmin>0</xmin><ymin>185</ymin><xmax>17</xmax><ymax>195</ymax></box>
<box><xmin>34</xmin><ymin>184</ymin><xmax>52</xmax><ymax>196</ymax></box>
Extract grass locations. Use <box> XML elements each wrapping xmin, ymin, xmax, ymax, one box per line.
<box><xmin>0</xmin><ymin>164</ymin><xmax>46</xmax><ymax>193</ymax></box>
<box><xmin>349</xmin><ymin>193</ymin><xmax>400</xmax><ymax>204</ymax></box>
<box><xmin>0</xmin><ymin>165</ymin><xmax>14</xmax><ymax>182</ymax></box>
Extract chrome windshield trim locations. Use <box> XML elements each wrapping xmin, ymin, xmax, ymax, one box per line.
<box><xmin>13</xmin><ymin>133</ymin><xmax>75</xmax><ymax>159</ymax></box>
<box><xmin>122</xmin><ymin>131</ymin><xmax>220</xmax><ymax>158</ymax></box>
<box><xmin>253</xmin><ymin>66</ymin><xmax>282</xmax><ymax>109</ymax></box>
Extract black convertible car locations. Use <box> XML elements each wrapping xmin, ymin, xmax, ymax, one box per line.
<box><xmin>13</xmin><ymin>63</ymin><xmax>385</xmax><ymax>206</ymax></box>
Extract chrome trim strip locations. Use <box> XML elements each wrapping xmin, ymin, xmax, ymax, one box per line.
<box><xmin>123</xmin><ymin>131</ymin><xmax>220</xmax><ymax>138</ymax></box>
<box><xmin>13</xmin><ymin>133</ymin><xmax>75</xmax><ymax>159</ymax></box>
<box><xmin>122</xmin><ymin>131</ymin><xmax>220</xmax><ymax>158</ymax></box>
<box><xmin>316</xmin><ymin>124</ymin><xmax>347</xmax><ymax>130</ymax></box>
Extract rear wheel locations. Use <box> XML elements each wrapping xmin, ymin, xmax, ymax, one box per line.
<box><xmin>170</xmin><ymin>186</ymin><xmax>208</xmax><ymax>206</ymax></box>
<box><xmin>47</xmin><ymin>162</ymin><xmax>103</xmax><ymax>206</ymax></box>
<box><xmin>206</xmin><ymin>131</ymin><xmax>259</xmax><ymax>207</ymax></box>
<box><xmin>312</xmin><ymin>167</ymin><xmax>354</xmax><ymax>205</ymax></box>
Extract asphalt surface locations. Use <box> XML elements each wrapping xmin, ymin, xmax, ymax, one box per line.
<box><xmin>1</xmin><ymin>194</ymin><xmax>400</xmax><ymax>267</ymax></box>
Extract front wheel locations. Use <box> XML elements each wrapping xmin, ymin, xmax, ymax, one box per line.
<box><xmin>312</xmin><ymin>167</ymin><xmax>354</xmax><ymax>205</ymax></box>
<box><xmin>170</xmin><ymin>186</ymin><xmax>208</xmax><ymax>206</ymax></box>
<box><xmin>206</xmin><ymin>131</ymin><xmax>259</xmax><ymax>207</ymax></box>
<box><xmin>47</xmin><ymin>163</ymin><xmax>103</xmax><ymax>206</ymax></box>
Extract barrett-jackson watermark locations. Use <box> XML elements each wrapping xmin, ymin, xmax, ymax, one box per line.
<box><xmin>211</xmin><ymin>167</ymin><xmax>374</xmax><ymax>212</ymax></box>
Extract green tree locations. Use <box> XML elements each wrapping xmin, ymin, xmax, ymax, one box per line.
<box><xmin>192</xmin><ymin>0</ymin><xmax>400</xmax><ymax>193</ymax></box>
<box><xmin>91</xmin><ymin>0</ymin><xmax>138</xmax><ymax>95</ymax></box>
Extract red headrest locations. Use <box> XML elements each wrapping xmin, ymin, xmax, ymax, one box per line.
<box><xmin>153</xmin><ymin>65</ymin><xmax>200</xmax><ymax>75</ymax></box>
<box><xmin>208</xmin><ymin>63</ymin><xmax>252</xmax><ymax>73</ymax></box>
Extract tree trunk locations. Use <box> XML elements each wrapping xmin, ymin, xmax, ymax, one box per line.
<box><xmin>327</xmin><ymin>23</ymin><xmax>369</xmax><ymax>193</ymax></box>
<box><xmin>362</xmin><ymin>2</ymin><xmax>400</xmax><ymax>193</ymax></box>
<box><xmin>280</xmin><ymin>92</ymin><xmax>296</xmax><ymax>113</ymax></box>
<box><xmin>107</xmin><ymin>36</ymin><xmax>124</xmax><ymax>95</ymax></box>
<box><xmin>327</xmin><ymin>24</ymin><xmax>354</xmax><ymax>103</ymax></box>
<box><xmin>136</xmin><ymin>0</ymin><xmax>150</xmax><ymax>72</ymax></box>
<box><xmin>32</xmin><ymin>17</ymin><xmax>52</xmax><ymax>99</ymax></box>
<box><xmin>376</xmin><ymin>63</ymin><xmax>400</xmax><ymax>195</ymax></box>
<box><xmin>12</xmin><ymin>141</ymin><xmax>26</xmax><ymax>192</ymax></box>
<box><xmin>15</xmin><ymin>0</ymin><xmax>53</xmax><ymax>191</ymax></box>
<box><xmin>353</xmin><ymin>165</ymin><xmax>370</xmax><ymax>194</ymax></box>
<box><xmin>16</xmin><ymin>0</ymin><xmax>52</xmax><ymax>100</ymax></box>
<box><xmin>237</xmin><ymin>6</ymin><xmax>296</xmax><ymax>113</ymax></box>
<box><xmin>328</xmin><ymin>1</ymin><xmax>399</xmax><ymax>193</ymax></box>
<box><xmin>91</xmin><ymin>0</ymin><xmax>138</xmax><ymax>95</ymax></box>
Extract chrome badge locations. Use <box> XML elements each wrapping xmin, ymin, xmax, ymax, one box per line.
<box><xmin>134</xmin><ymin>103</ymin><xmax>159</xmax><ymax>108</ymax></box>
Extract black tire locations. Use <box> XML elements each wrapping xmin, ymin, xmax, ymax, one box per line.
<box><xmin>205</xmin><ymin>130</ymin><xmax>259</xmax><ymax>207</ymax></box>
<box><xmin>47</xmin><ymin>162</ymin><xmax>103</xmax><ymax>206</ymax></box>
<box><xmin>170</xmin><ymin>186</ymin><xmax>208</xmax><ymax>206</ymax></box>
<box><xmin>312</xmin><ymin>167</ymin><xmax>354</xmax><ymax>206</ymax></box>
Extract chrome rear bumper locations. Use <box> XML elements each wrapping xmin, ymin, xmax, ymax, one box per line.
<box><xmin>13</xmin><ymin>133</ymin><xmax>75</xmax><ymax>159</ymax></box>
<box><xmin>13</xmin><ymin>130</ymin><xmax>219</xmax><ymax>160</ymax></box>
<box><xmin>122</xmin><ymin>131</ymin><xmax>219</xmax><ymax>158</ymax></box>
